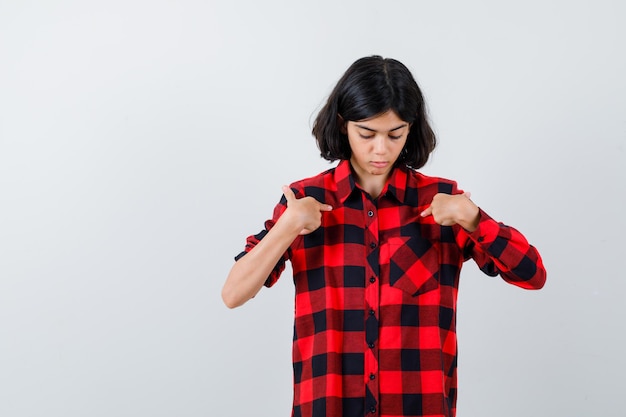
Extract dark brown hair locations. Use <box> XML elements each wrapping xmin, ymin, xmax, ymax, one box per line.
<box><xmin>312</xmin><ymin>56</ymin><xmax>436</xmax><ymax>169</ymax></box>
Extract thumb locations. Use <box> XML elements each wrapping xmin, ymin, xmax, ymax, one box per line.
<box><xmin>420</xmin><ymin>205</ymin><xmax>432</xmax><ymax>217</ymax></box>
<box><xmin>282</xmin><ymin>185</ymin><xmax>296</xmax><ymax>203</ymax></box>
<box><xmin>463</xmin><ymin>191</ymin><xmax>472</xmax><ymax>199</ymax></box>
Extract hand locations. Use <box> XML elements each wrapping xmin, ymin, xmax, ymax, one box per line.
<box><xmin>281</xmin><ymin>186</ymin><xmax>333</xmax><ymax>235</ymax></box>
<box><xmin>420</xmin><ymin>192</ymin><xmax>480</xmax><ymax>231</ymax></box>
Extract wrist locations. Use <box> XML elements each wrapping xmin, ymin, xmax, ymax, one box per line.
<box><xmin>457</xmin><ymin>201</ymin><xmax>480</xmax><ymax>232</ymax></box>
<box><xmin>276</xmin><ymin>209</ymin><xmax>306</xmax><ymax>237</ymax></box>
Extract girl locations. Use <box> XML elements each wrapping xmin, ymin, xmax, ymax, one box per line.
<box><xmin>222</xmin><ymin>55</ymin><xmax>546</xmax><ymax>417</ymax></box>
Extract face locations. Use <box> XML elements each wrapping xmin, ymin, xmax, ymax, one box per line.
<box><xmin>344</xmin><ymin>110</ymin><xmax>410</xmax><ymax>186</ymax></box>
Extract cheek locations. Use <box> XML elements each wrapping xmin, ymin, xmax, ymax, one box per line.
<box><xmin>390</xmin><ymin>141</ymin><xmax>404</xmax><ymax>152</ymax></box>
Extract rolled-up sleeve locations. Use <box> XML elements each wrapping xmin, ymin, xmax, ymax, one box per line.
<box><xmin>461</xmin><ymin>209</ymin><xmax>546</xmax><ymax>289</ymax></box>
<box><xmin>233</xmin><ymin>196</ymin><xmax>291</xmax><ymax>288</ymax></box>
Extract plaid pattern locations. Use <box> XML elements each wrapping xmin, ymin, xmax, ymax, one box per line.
<box><xmin>237</xmin><ymin>160</ymin><xmax>546</xmax><ymax>417</ymax></box>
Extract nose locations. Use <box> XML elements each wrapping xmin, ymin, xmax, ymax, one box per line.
<box><xmin>373</xmin><ymin>136</ymin><xmax>386</xmax><ymax>154</ymax></box>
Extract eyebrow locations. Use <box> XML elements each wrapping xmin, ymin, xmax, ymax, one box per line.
<box><xmin>354</xmin><ymin>123</ymin><xmax>408</xmax><ymax>133</ymax></box>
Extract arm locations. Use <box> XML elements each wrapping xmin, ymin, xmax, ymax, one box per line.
<box><xmin>462</xmin><ymin>210</ymin><xmax>546</xmax><ymax>289</ymax></box>
<box><xmin>421</xmin><ymin>192</ymin><xmax>546</xmax><ymax>289</ymax></box>
<box><xmin>221</xmin><ymin>186</ymin><xmax>332</xmax><ymax>308</ymax></box>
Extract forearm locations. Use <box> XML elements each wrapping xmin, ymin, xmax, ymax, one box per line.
<box><xmin>466</xmin><ymin>210</ymin><xmax>546</xmax><ymax>289</ymax></box>
<box><xmin>221</xmin><ymin>217</ymin><xmax>301</xmax><ymax>308</ymax></box>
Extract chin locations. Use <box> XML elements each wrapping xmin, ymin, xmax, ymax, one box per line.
<box><xmin>369</xmin><ymin>169</ymin><xmax>388</xmax><ymax>176</ymax></box>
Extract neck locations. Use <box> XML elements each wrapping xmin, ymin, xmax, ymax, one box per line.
<box><xmin>354</xmin><ymin>172</ymin><xmax>388</xmax><ymax>199</ymax></box>
<box><xmin>348</xmin><ymin>159</ymin><xmax>395</xmax><ymax>199</ymax></box>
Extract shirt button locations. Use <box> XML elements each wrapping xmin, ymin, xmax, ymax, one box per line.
<box><xmin>370</xmin><ymin>406</ymin><xmax>376</xmax><ymax>413</ymax></box>
<box><xmin>478</xmin><ymin>236</ymin><xmax>484</xmax><ymax>242</ymax></box>
<box><xmin>370</xmin><ymin>277</ymin><xmax>376</xmax><ymax>283</ymax></box>
<box><xmin>368</xmin><ymin>342</ymin><xmax>375</xmax><ymax>349</ymax></box>
<box><xmin>369</xmin><ymin>309</ymin><xmax>375</xmax><ymax>316</ymax></box>
<box><xmin>370</xmin><ymin>373</ymin><xmax>376</xmax><ymax>380</ymax></box>
<box><xmin>367</xmin><ymin>210</ymin><xmax>374</xmax><ymax>217</ymax></box>
<box><xmin>370</xmin><ymin>242</ymin><xmax>377</xmax><ymax>249</ymax></box>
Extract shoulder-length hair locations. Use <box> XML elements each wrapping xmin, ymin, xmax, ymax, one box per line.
<box><xmin>312</xmin><ymin>56</ymin><xmax>436</xmax><ymax>169</ymax></box>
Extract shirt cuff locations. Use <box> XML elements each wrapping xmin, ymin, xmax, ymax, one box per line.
<box><xmin>467</xmin><ymin>208</ymin><xmax>501</xmax><ymax>246</ymax></box>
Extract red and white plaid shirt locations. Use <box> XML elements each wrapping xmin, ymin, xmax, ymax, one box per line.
<box><xmin>237</xmin><ymin>160</ymin><xmax>546</xmax><ymax>417</ymax></box>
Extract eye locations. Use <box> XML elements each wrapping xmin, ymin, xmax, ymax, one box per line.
<box><xmin>389</xmin><ymin>134</ymin><xmax>402</xmax><ymax>140</ymax></box>
<box><xmin>359</xmin><ymin>133</ymin><xmax>374</xmax><ymax>139</ymax></box>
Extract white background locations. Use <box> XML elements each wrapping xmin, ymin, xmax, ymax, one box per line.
<box><xmin>1</xmin><ymin>1</ymin><xmax>625</xmax><ymax>416</ymax></box>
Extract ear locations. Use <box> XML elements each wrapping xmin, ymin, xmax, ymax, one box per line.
<box><xmin>337</xmin><ymin>114</ymin><xmax>347</xmax><ymax>134</ymax></box>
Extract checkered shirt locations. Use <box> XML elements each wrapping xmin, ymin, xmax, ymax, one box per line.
<box><xmin>236</xmin><ymin>160</ymin><xmax>546</xmax><ymax>417</ymax></box>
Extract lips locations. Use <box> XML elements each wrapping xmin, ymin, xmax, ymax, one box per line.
<box><xmin>370</xmin><ymin>161</ymin><xmax>388</xmax><ymax>168</ymax></box>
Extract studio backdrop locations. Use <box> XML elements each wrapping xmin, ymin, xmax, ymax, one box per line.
<box><xmin>1</xmin><ymin>1</ymin><xmax>624</xmax><ymax>416</ymax></box>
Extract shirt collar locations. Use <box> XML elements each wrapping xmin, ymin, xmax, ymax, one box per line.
<box><xmin>333</xmin><ymin>160</ymin><xmax>357</xmax><ymax>204</ymax></box>
<box><xmin>333</xmin><ymin>160</ymin><xmax>411</xmax><ymax>205</ymax></box>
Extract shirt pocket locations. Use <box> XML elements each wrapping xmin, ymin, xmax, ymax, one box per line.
<box><xmin>383</xmin><ymin>235</ymin><xmax>440</xmax><ymax>297</ymax></box>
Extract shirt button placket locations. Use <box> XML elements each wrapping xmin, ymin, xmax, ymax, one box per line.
<box><xmin>364</xmin><ymin>200</ymin><xmax>379</xmax><ymax>416</ymax></box>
